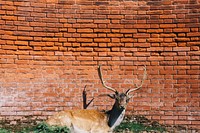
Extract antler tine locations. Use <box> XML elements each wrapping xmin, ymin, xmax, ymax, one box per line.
<box><xmin>98</xmin><ymin>65</ymin><xmax>117</xmax><ymax>93</ymax></box>
<box><xmin>126</xmin><ymin>65</ymin><xmax>147</xmax><ymax>95</ymax></box>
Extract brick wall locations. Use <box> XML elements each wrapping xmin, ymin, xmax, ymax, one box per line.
<box><xmin>0</xmin><ymin>0</ymin><xmax>200</xmax><ymax>129</ymax></box>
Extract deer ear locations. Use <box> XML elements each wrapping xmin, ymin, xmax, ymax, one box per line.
<box><xmin>107</xmin><ymin>94</ymin><xmax>116</xmax><ymax>99</ymax></box>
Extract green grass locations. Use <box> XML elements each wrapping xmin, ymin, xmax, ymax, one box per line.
<box><xmin>0</xmin><ymin>121</ymin><xmax>166</xmax><ymax>133</ymax></box>
<box><xmin>115</xmin><ymin>121</ymin><xmax>166</xmax><ymax>133</ymax></box>
<box><xmin>0</xmin><ymin>128</ymin><xmax>11</xmax><ymax>133</ymax></box>
<box><xmin>0</xmin><ymin>123</ymin><xmax>70</xmax><ymax>133</ymax></box>
<box><xmin>30</xmin><ymin>122</ymin><xmax>70</xmax><ymax>133</ymax></box>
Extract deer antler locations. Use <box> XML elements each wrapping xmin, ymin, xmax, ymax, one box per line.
<box><xmin>98</xmin><ymin>65</ymin><xmax>117</xmax><ymax>93</ymax></box>
<box><xmin>82</xmin><ymin>85</ymin><xmax>94</xmax><ymax>109</ymax></box>
<box><xmin>126</xmin><ymin>65</ymin><xmax>147</xmax><ymax>95</ymax></box>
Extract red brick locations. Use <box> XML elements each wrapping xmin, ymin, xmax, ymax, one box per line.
<box><xmin>187</xmin><ymin>32</ymin><xmax>200</xmax><ymax>37</ymax></box>
<box><xmin>76</xmin><ymin>38</ymin><xmax>93</xmax><ymax>43</ymax></box>
<box><xmin>77</xmin><ymin>29</ymin><xmax>93</xmax><ymax>33</ymax></box>
<box><xmin>175</xmin><ymin>38</ymin><xmax>190</xmax><ymax>42</ymax></box>
<box><xmin>160</xmin><ymin>24</ymin><xmax>176</xmax><ymax>28</ymax></box>
<box><xmin>108</xmin><ymin>24</ymin><xmax>124</xmax><ymax>29</ymax></box>
<box><xmin>18</xmin><ymin>36</ymin><xmax>33</xmax><ymax>41</ymax></box>
<box><xmin>76</xmin><ymin>56</ymin><xmax>93</xmax><ymax>61</ymax></box>
<box><xmin>2</xmin><ymin>16</ymin><xmax>17</xmax><ymax>21</ymax></box>
<box><xmin>94</xmin><ymin>20</ymin><xmax>110</xmax><ymax>24</ymax></box>
<box><xmin>134</xmin><ymin>33</ymin><xmax>150</xmax><ymax>38</ymax></box>
<box><xmin>81</xmin><ymin>34</ymin><xmax>97</xmax><ymax>38</ymax></box>
<box><xmin>173</xmin><ymin>28</ymin><xmax>190</xmax><ymax>33</ymax></box>
<box><xmin>75</xmin><ymin>47</ymin><xmax>93</xmax><ymax>52</ymax></box>
<box><xmin>77</xmin><ymin>19</ymin><xmax>93</xmax><ymax>23</ymax></box>
<box><xmin>107</xmin><ymin>15</ymin><xmax>123</xmax><ymax>19</ymax></box>
<box><xmin>2</xmin><ymin>45</ymin><xmax>17</xmax><ymax>50</ymax></box>
<box><xmin>121</xmin><ymin>38</ymin><xmax>136</xmax><ymax>43</ymax></box>
<box><xmin>15</xmin><ymin>41</ymin><xmax>28</xmax><ymax>46</ymax></box>
<box><xmin>134</xmin><ymin>24</ymin><xmax>150</xmax><ymax>28</ymax></box>
<box><xmin>161</xmin><ymin>116</ymin><xmax>178</xmax><ymax>120</ymax></box>
<box><xmin>134</xmin><ymin>43</ymin><xmax>150</xmax><ymax>48</ymax></box>
<box><xmin>94</xmin><ymin>38</ymin><xmax>110</xmax><ymax>43</ymax></box>
<box><xmin>42</xmin><ymin>47</ymin><xmax>58</xmax><ymax>51</ymax></box>
<box><xmin>120</xmin><ymin>29</ymin><xmax>137</xmax><ymax>33</ymax></box>
<box><xmin>18</xmin><ymin>46</ymin><xmax>32</xmax><ymax>50</ymax></box>
<box><xmin>94</xmin><ymin>57</ymin><xmax>111</xmax><ymax>61</ymax></box>
<box><xmin>18</xmin><ymin>55</ymin><xmax>33</xmax><ymax>60</ymax></box>
<box><xmin>147</xmin><ymin>47</ymin><xmax>163</xmax><ymax>52</ymax></box>
<box><xmin>2</xmin><ymin>5</ymin><xmax>16</xmax><ymax>10</ymax></box>
<box><xmin>173</xmin><ymin>47</ymin><xmax>190</xmax><ymax>51</ymax></box>
<box><xmin>148</xmin><ymin>38</ymin><xmax>163</xmax><ymax>43</ymax></box>
<box><xmin>160</xmin><ymin>15</ymin><xmax>176</xmax><ymax>19</ymax></box>
<box><xmin>175</xmin><ymin>121</ymin><xmax>191</xmax><ymax>125</ymax></box>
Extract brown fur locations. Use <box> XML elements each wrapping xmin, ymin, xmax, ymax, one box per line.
<box><xmin>46</xmin><ymin>109</ymin><xmax>111</xmax><ymax>133</ymax></box>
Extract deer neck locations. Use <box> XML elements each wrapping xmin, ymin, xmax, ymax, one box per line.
<box><xmin>107</xmin><ymin>102</ymin><xmax>126</xmax><ymax>130</ymax></box>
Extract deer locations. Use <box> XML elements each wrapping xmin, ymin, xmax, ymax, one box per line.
<box><xmin>46</xmin><ymin>65</ymin><xmax>147</xmax><ymax>133</ymax></box>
